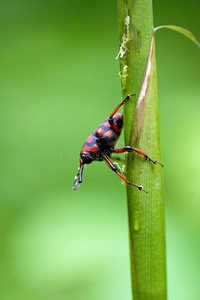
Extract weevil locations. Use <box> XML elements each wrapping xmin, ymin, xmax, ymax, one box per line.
<box><xmin>72</xmin><ymin>94</ymin><xmax>163</xmax><ymax>192</ymax></box>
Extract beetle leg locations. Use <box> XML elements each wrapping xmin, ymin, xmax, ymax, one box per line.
<box><xmin>108</xmin><ymin>93</ymin><xmax>136</xmax><ymax>120</ymax></box>
<box><xmin>108</xmin><ymin>94</ymin><xmax>136</xmax><ymax>132</ymax></box>
<box><xmin>112</xmin><ymin>146</ymin><xmax>163</xmax><ymax>167</ymax></box>
<box><xmin>104</xmin><ymin>155</ymin><xmax>148</xmax><ymax>193</ymax></box>
<box><xmin>72</xmin><ymin>159</ymin><xmax>84</xmax><ymax>190</ymax></box>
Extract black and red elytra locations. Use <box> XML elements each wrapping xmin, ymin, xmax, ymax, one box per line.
<box><xmin>72</xmin><ymin>94</ymin><xmax>163</xmax><ymax>192</ymax></box>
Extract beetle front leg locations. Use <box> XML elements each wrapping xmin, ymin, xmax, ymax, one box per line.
<box><xmin>112</xmin><ymin>146</ymin><xmax>164</xmax><ymax>167</ymax></box>
<box><xmin>72</xmin><ymin>159</ymin><xmax>84</xmax><ymax>190</ymax></box>
<box><xmin>104</xmin><ymin>155</ymin><xmax>148</xmax><ymax>193</ymax></box>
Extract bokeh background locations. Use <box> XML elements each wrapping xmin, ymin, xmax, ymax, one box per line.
<box><xmin>0</xmin><ymin>0</ymin><xmax>199</xmax><ymax>299</ymax></box>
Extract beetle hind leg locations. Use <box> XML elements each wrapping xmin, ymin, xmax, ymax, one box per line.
<box><xmin>108</xmin><ymin>94</ymin><xmax>136</xmax><ymax>133</ymax></box>
<box><xmin>108</xmin><ymin>93</ymin><xmax>136</xmax><ymax>122</ymax></box>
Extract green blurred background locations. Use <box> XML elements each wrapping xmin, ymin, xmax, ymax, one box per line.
<box><xmin>0</xmin><ymin>0</ymin><xmax>199</xmax><ymax>299</ymax></box>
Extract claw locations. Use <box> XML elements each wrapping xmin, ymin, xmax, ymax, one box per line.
<box><xmin>129</xmin><ymin>183</ymin><xmax>148</xmax><ymax>194</ymax></box>
<box><xmin>147</xmin><ymin>156</ymin><xmax>163</xmax><ymax>167</ymax></box>
<box><xmin>138</xmin><ymin>185</ymin><xmax>148</xmax><ymax>194</ymax></box>
<box><xmin>154</xmin><ymin>161</ymin><xmax>164</xmax><ymax>167</ymax></box>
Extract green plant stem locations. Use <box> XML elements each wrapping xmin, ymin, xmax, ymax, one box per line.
<box><xmin>117</xmin><ymin>0</ymin><xmax>167</xmax><ymax>299</ymax></box>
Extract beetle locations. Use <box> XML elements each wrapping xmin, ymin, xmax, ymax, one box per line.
<box><xmin>72</xmin><ymin>94</ymin><xmax>163</xmax><ymax>192</ymax></box>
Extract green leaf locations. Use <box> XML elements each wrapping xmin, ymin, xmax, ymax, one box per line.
<box><xmin>155</xmin><ymin>25</ymin><xmax>200</xmax><ymax>47</ymax></box>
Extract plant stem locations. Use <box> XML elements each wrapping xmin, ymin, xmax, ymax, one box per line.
<box><xmin>117</xmin><ymin>1</ymin><xmax>167</xmax><ymax>299</ymax></box>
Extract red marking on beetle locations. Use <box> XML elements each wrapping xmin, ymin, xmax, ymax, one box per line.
<box><xmin>86</xmin><ymin>135</ymin><xmax>93</xmax><ymax>143</ymax></box>
<box><xmin>82</xmin><ymin>144</ymin><xmax>99</xmax><ymax>152</ymax></box>
<box><xmin>104</xmin><ymin>130</ymin><xmax>113</xmax><ymax>138</ymax></box>
<box><xmin>95</xmin><ymin>127</ymin><xmax>106</xmax><ymax>137</ymax></box>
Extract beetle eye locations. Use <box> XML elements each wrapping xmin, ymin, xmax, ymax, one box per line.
<box><xmin>81</xmin><ymin>154</ymin><xmax>93</xmax><ymax>164</ymax></box>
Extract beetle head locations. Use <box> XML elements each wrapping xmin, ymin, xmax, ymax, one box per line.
<box><xmin>81</xmin><ymin>152</ymin><xmax>93</xmax><ymax>165</ymax></box>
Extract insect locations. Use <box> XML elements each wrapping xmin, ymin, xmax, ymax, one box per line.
<box><xmin>72</xmin><ymin>94</ymin><xmax>163</xmax><ymax>192</ymax></box>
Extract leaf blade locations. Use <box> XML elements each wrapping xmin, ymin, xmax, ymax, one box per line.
<box><xmin>154</xmin><ymin>25</ymin><xmax>200</xmax><ymax>47</ymax></box>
